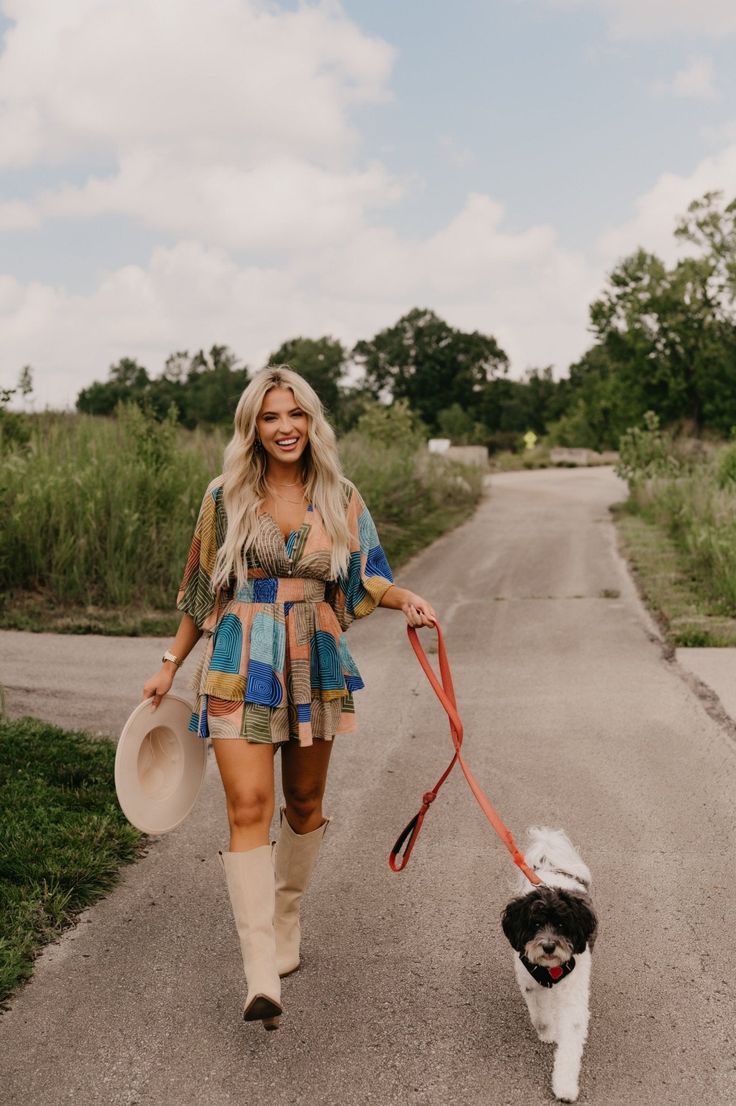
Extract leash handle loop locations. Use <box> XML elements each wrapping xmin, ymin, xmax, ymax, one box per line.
<box><xmin>389</xmin><ymin>621</ymin><xmax>541</xmax><ymax>886</ymax></box>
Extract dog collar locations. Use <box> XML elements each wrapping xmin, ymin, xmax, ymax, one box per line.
<box><xmin>519</xmin><ymin>953</ymin><xmax>576</xmax><ymax>988</ymax></box>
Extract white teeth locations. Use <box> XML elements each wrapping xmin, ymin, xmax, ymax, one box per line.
<box><xmin>277</xmin><ymin>438</ymin><xmax>297</xmax><ymax>445</ymax></box>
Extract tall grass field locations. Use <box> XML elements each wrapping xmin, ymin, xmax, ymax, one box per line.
<box><xmin>615</xmin><ymin>417</ymin><xmax>736</xmax><ymax>646</ymax></box>
<box><xmin>1</xmin><ymin>404</ymin><xmax>484</xmax><ymax>633</ymax></box>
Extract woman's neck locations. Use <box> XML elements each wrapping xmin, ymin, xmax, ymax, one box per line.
<box><xmin>265</xmin><ymin>460</ymin><xmax>304</xmax><ymax>486</ymax></box>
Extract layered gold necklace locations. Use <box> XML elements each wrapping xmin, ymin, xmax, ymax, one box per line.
<box><xmin>265</xmin><ymin>478</ymin><xmax>306</xmax><ymax>505</ymax></box>
<box><xmin>264</xmin><ymin>477</ymin><xmax>307</xmax><ymax>534</ymax></box>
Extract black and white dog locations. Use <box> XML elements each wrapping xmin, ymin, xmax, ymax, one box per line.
<box><xmin>501</xmin><ymin>828</ymin><xmax>598</xmax><ymax>1103</ymax></box>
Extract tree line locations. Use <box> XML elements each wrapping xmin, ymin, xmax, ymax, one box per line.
<box><xmin>71</xmin><ymin>190</ymin><xmax>736</xmax><ymax>451</ymax></box>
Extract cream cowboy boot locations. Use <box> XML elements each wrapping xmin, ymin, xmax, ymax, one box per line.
<box><xmin>273</xmin><ymin>807</ymin><xmax>330</xmax><ymax>977</ymax></box>
<box><xmin>218</xmin><ymin>845</ymin><xmax>282</xmax><ymax>1029</ymax></box>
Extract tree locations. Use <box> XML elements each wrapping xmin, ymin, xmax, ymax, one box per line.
<box><xmin>179</xmin><ymin>345</ymin><xmax>249</xmax><ymax>428</ymax></box>
<box><xmin>353</xmin><ymin>308</ymin><xmax>509</xmax><ymax>431</ymax></box>
<box><xmin>0</xmin><ymin>365</ymin><xmax>34</xmax><ymax>448</ymax></box>
<box><xmin>76</xmin><ymin>345</ymin><xmax>249</xmax><ymax>428</ymax></box>
<box><xmin>268</xmin><ymin>336</ymin><xmax>347</xmax><ymax>417</ymax></box>
<box><xmin>590</xmin><ymin>242</ymin><xmax>736</xmax><ymax>434</ymax></box>
<box><xmin>77</xmin><ymin>358</ymin><xmax>151</xmax><ymax>416</ymax></box>
<box><xmin>436</xmin><ymin>402</ymin><xmax>478</xmax><ymax>443</ymax></box>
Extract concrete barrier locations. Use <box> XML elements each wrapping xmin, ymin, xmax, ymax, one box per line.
<box><xmin>550</xmin><ymin>447</ymin><xmax>619</xmax><ymax>467</ymax></box>
<box><xmin>442</xmin><ymin>445</ymin><xmax>489</xmax><ymax>467</ymax></box>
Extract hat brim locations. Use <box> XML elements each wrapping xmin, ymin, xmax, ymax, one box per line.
<box><xmin>115</xmin><ymin>694</ymin><xmax>208</xmax><ymax>834</ymax></box>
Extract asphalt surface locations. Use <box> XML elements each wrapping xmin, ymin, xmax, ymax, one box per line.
<box><xmin>2</xmin><ymin>466</ymin><xmax>735</xmax><ymax>1106</ymax></box>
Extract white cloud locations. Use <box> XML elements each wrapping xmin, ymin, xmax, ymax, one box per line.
<box><xmin>0</xmin><ymin>0</ymin><xmax>397</xmax><ymax>249</ymax></box>
<box><xmin>0</xmin><ymin>0</ymin><xmax>402</xmax><ymax>251</ymax></box>
<box><xmin>1</xmin><ymin>200</ymin><xmax>601</xmax><ymax>408</ymax></box>
<box><xmin>0</xmin><ymin>0</ymin><xmax>602</xmax><ymax>405</ymax></box>
<box><xmin>4</xmin><ymin>0</ymin><xmax>736</xmax><ymax>411</ymax></box>
<box><xmin>0</xmin><ymin>198</ymin><xmax>39</xmax><ymax>230</ymax></box>
<box><xmin>654</xmin><ymin>55</ymin><xmax>718</xmax><ymax>100</ymax></box>
<box><xmin>0</xmin><ymin>0</ymin><xmax>394</xmax><ymax>168</ymax></box>
<box><xmin>596</xmin><ymin>142</ymin><xmax>736</xmax><ymax>265</ymax></box>
<box><xmin>548</xmin><ymin>0</ymin><xmax>736</xmax><ymax>38</ymax></box>
<box><xmin>40</xmin><ymin>154</ymin><xmax>402</xmax><ymax>251</ymax></box>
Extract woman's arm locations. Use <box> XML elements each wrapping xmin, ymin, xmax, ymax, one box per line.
<box><xmin>163</xmin><ymin>611</ymin><xmax>203</xmax><ymax>671</ymax></box>
<box><xmin>143</xmin><ymin>612</ymin><xmax>203</xmax><ymax>710</ymax></box>
<box><xmin>379</xmin><ymin>584</ymin><xmax>437</xmax><ymax>628</ymax></box>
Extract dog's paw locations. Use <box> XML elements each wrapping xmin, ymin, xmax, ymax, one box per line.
<box><xmin>534</xmin><ymin>1022</ymin><xmax>555</xmax><ymax>1044</ymax></box>
<box><xmin>552</xmin><ymin>1074</ymin><xmax>579</xmax><ymax>1103</ymax></box>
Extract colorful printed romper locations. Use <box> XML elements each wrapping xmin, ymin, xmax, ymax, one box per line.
<box><xmin>176</xmin><ymin>476</ymin><xmax>395</xmax><ymax>745</ymax></box>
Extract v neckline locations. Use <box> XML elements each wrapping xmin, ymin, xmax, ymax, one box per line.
<box><xmin>258</xmin><ymin>504</ymin><xmax>312</xmax><ymax>546</ymax></box>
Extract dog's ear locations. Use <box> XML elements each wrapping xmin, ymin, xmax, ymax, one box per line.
<box><xmin>561</xmin><ymin>891</ymin><xmax>598</xmax><ymax>953</ymax></box>
<box><xmin>501</xmin><ymin>895</ymin><xmax>531</xmax><ymax>952</ymax></box>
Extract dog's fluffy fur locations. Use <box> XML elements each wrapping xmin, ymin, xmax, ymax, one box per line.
<box><xmin>501</xmin><ymin>828</ymin><xmax>598</xmax><ymax>1103</ymax></box>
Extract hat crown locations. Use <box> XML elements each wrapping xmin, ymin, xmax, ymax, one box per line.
<box><xmin>137</xmin><ymin>725</ymin><xmax>185</xmax><ymax>801</ymax></box>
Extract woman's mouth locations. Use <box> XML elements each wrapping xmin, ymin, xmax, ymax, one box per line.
<box><xmin>276</xmin><ymin>437</ymin><xmax>299</xmax><ymax>451</ymax></box>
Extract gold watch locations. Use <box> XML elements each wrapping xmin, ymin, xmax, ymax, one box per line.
<box><xmin>162</xmin><ymin>650</ymin><xmax>182</xmax><ymax>668</ymax></box>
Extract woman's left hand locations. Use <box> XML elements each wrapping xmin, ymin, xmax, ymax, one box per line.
<box><xmin>400</xmin><ymin>590</ymin><xmax>437</xmax><ymax>628</ymax></box>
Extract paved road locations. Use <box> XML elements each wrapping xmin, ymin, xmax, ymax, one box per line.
<box><xmin>2</xmin><ymin>467</ymin><xmax>735</xmax><ymax>1106</ymax></box>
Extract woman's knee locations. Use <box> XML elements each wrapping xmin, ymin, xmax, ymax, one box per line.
<box><xmin>283</xmin><ymin>779</ymin><xmax>324</xmax><ymax>824</ymax></box>
<box><xmin>227</xmin><ymin>788</ymin><xmax>274</xmax><ymax>832</ymax></box>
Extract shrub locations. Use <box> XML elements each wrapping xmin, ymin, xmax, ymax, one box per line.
<box><xmin>615</xmin><ymin>411</ymin><xmax>681</xmax><ymax>491</ymax></box>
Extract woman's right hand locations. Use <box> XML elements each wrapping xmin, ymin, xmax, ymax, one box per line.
<box><xmin>142</xmin><ymin>666</ymin><xmax>175</xmax><ymax>711</ymax></box>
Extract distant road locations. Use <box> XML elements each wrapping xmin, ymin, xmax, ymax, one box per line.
<box><xmin>2</xmin><ymin>467</ymin><xmax>735</xmax><ymax>1105</ymax></box>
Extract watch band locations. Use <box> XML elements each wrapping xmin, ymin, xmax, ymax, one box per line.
<box><xmin>162</xmin><ymin>650</ymin><xmax>182</xmax><ymax>668</ymax></box>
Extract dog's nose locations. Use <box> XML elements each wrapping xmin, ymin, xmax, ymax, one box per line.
<box><xmin>542</xmin><ymin>942</ymin><xmax>556</xmax><ymax>954</ymax></box>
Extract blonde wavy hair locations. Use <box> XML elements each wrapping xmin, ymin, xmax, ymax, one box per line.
<box><xmin>211</xmin><ymin>365</ymin><xmax>351</xmax><ymax>592</ymax></box>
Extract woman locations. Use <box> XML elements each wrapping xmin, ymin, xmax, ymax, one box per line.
<box><xmin>142</xmin><ymin>365</ymin><xmax>437</xmax><ymax>1031</ymax></box>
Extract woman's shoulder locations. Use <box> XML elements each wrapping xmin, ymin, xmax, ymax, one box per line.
<box><xmin>202</xmin><ymin>473</ymin><xmax>225</xmax><ymax>501</ymax></box>
<box><xmin>338</xmin><ymin>477</ymin><xmax>368</xmax><ymax>518</ymax></box>
<box><xmin>338</xmin><ymin>477</ymin><xmax>363</xmax><ymax>507</ymax></box>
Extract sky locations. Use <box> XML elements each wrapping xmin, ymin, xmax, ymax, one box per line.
<box><xmin>2</xmin><ymin>0</ymin><xmax>736</xmax><ymax>410</ymax></box>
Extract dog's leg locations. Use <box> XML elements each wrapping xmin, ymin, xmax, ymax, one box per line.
<box><xmin>550</xmin><ymin>967</ymin><xmax>590</xmax><ymax>1102</ymax></box>
<box><xmin>514</xmin><ymin>959</ymin><xmax>555</xmax><ymax>1043</ymax></box>
<box><xmin>533</xmin><ymin>987</ymin><xmax>557</xmax><ymax>1044</ymax></box>
<box><xmin>551</xmin><ymin>1017</ymin><xmax>587</xmax><ymax>1102</ymax></box>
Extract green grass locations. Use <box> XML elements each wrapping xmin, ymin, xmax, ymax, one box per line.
<box><xmin>613</xmin><ymin>503</ymin><xmax>736</xmax><ymax>647</ymax></box>
<box><xmin>0</xmin><ymin>716</ymin><xmax>146</xmax><ymax>1007</ymax></box>
<box><xmin>1</xmin><ymin>408</ymin><xmax>484</xmax><ymax>635</ymax></box>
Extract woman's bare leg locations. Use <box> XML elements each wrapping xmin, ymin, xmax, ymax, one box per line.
<box><xmin>280</xmin><ymin>738</ymin><xmax>333</xmax><ymax>833</ymax></box>
<box><xmin>211</xmin><ymin>738</ymin><xmax>277</xmax><ymax>851</ymax></box>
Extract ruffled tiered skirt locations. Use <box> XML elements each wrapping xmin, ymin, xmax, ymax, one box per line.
<box><xmin>187</xmin><ymin>576</ymin><xmax>364</xmax><ymax>746</ymax></box>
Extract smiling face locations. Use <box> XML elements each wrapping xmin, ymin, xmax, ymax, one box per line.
<box><xmin>256</xmin><ymin>386</ymin><xmax>310</xmax><ymax>469</ymax></box>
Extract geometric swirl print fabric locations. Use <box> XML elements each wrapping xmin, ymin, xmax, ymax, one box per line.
<box><xmin>176</xmin><ymin>478</ymin><xmax>395</xmax><ymax>745</ymax></box>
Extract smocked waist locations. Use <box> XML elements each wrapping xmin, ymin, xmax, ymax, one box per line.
<box><xmin>230</xmin><ymin>577</ymin><xmax>327</xmax><ymax>604</ymax></box>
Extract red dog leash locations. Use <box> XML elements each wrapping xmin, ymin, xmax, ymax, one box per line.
<box><xmin>389</xmin><ymin>622</ymin><xmax>541</xmax><ymax>886</ymax></box>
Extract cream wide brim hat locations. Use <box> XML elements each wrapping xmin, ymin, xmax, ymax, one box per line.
<box><xmin>115</xmin><ymin>694</ymin><xmax>208</xmax><ymax>834</ymax></box>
